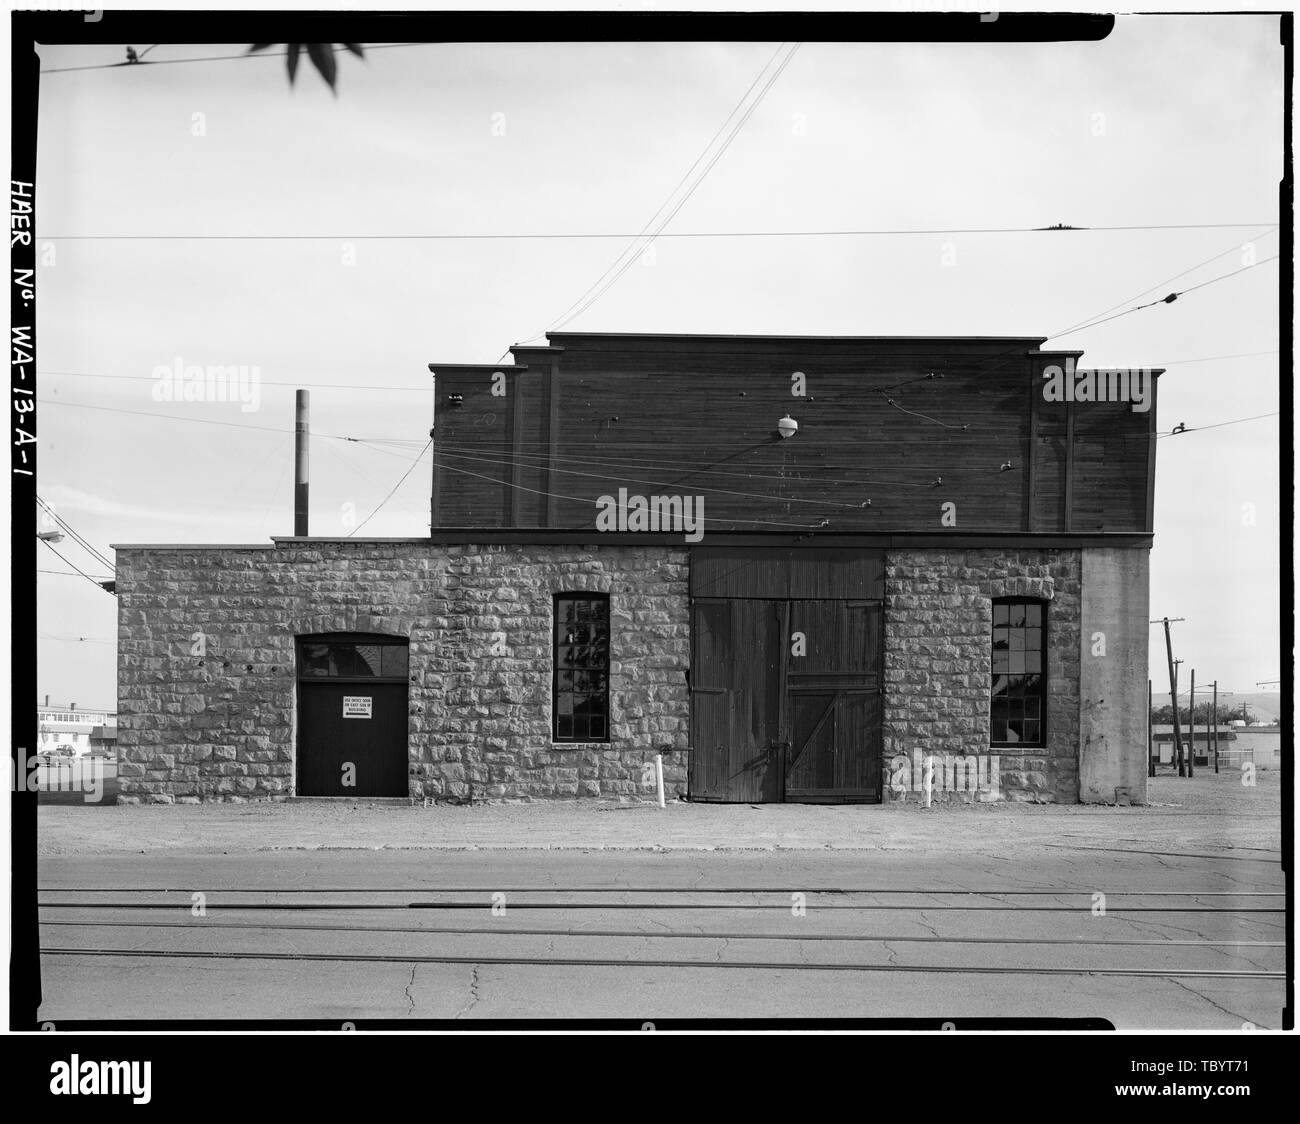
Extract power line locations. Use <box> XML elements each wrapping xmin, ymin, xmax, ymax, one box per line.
<box><xmin>37</xmin><ymin>632</ymin><xmax>115</xmax><ymax>644</ymax></box>
<box><xmin>39</xmin><ymin>223</ymin><xmax>1275</xmax><ymax>241</ymax></box>
<box><xmin>879</xmin><ymin>395</ymin><xmax>968</xmax><ymax>430</ymax></box>
<box><xmin>39</xmin><ymin>42</ymin><xmax>427</xmax><ymax>75</ymax></box>
<box><xmin>521</xmin><ymin>41</ymin><xmax>796</xmax><ymax>342</ymax></box>
<box><xmin>972</xmin><ymin>243</ymin><xmax>1284</xmax><ymax>383</ymax></box>
<box><xmin>38</xmin><ymin>568</ymin><xmax>112</xmax><ymax>580</ymax></box>
<box><xmin>39</xmin><ymin>345</ymin><xmax>1277</xmax><ymax>396</ymax></box>
<box><xmin>40</xmin><ymin>369</ymin><xmax>433</xmax><ymax>394</ymax></box>
<box><xmin>1049</xmin><ymin>226</ymin><xmax>1279</xmax><ymax>339</ymax></box>
<box><xmin>538</xmin><ymin>43</ymin><xmax>804</xmax><ymax>341</ymax></box>
<box><xmin>1146</xmin><ymin>350</ymin><xmax>1278</xmax><ymax>368</ymax></box>
<box><xmin>433</xmin><ymin>456</ymin><xmax>850</xmax><ymax>532</ymax></box>
<box><xmin>349</xmin><ymin>440</ymin><xmax>432</xmax><ymax>536</ymax></box>
<box><xmin>35</xmin><ymin>398</ymin><xmax>404</xmax><ymax>444</ymax></box>
<box><xmin>1049</xmin><ymin>254</ymin><xmax>1280</xmax><ymax>341</ymax></box>
<box><xmin>36</xmin><ymin>495</ymin><xmax>114</xmax><ymax>570</ymax></box>
<box><xmin>323</xmin><ymin>440</ymin><xmax>429</xmax><ymax>519</ymax></box>
<box><xmin>39</xmin><ymin>539</ymin><xmax>114</xmax><ymax>595</ymax></box>
<box><xmin>433</xmin><ymin>445</ymin><xmax>925</xmax><ymax>510</ymax></box>
<box><xmin>1157</xmin><ymin>412</ymin><xmax>1279</xmax><ymax>439</ymax></box>
<box><xmin>430</xmin><ymin>441</ymin><xmax>937</xmax><ymax>488</ymax></box>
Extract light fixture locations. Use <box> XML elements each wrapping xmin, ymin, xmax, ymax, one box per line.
<box><xmin>777</xmin><ymin>415</ymin><xmax>799</xmax><ymax>439</ymax></box>
<box><xmin>36</xmin><ymin>531</ymin><xmax>64</xmax><ymax>543</ymax></box>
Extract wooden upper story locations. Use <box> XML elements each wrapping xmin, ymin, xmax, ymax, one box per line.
<box><xmin>428</xmin><ymin>333</ymin><xmax>1159</xmax><ymax>538</ymax></box>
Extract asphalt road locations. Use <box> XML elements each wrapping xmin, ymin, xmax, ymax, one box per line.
<box><xmin>36</xmin><ymin>847</ymin><xmax>1285</xmax><ymax>1028</ymax></box>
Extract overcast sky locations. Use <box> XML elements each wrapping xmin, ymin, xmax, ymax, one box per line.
<box><xmin>31</xmin><ymin>15</ymin><xmax>1283</xmax><ymax>709</ymax></box>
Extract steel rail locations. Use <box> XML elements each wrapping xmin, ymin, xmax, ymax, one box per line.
<box><xmin>40</xmin><ymin>946</ymin><xmax>1285</xmax><ymax>979</ymax></box>
<box><xmin>38</xmin><ymin>917</ymin><xmax>1287</xmax><ymax>947</ymax></box>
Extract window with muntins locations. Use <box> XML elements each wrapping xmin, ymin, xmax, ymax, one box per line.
<box><xmin>991</xmin><ymin>599</ymin><xmax>1046</xmax><ymax>747</ymax></box>
<box><xmin>553</xmin><ymin>594</ymin><xmax>611</xmax><ymax>742</ymax></box>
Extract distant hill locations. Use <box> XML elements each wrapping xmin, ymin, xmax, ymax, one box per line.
<box><xmin>1151</xmin><ymin>690</ymin><xmax>1282</xmax><ymax>725</ymax></box>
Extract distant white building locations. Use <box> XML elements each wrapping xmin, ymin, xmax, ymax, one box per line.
<box><xmin>37</xmin><ymin>701</ymin><xmax>116</xmax><ymax>757</ymax></box>
<box><xmin>1151</xmin><ymin>724</ymin><xmax>1280</xmax><ymax>769</ymax></box>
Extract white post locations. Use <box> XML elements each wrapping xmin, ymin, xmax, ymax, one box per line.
<box><xmin>654</xmin><ymin>753</ymin><xmax>665</xmax><ymax>808</ymax></box>
<box><xmin>923</xmin><ymin>756</ymin><xmax>934</xmax><ymax>808</ymax></box>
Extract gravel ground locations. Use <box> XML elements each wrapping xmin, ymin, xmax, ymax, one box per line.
<box><xmin>35</xmin><ymin>771</ymin><xmax>1282</xmax><ymax>856</ymax></box>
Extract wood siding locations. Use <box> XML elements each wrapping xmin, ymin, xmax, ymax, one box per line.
<box><xmin>689</xmin><ymin>594</ymin><xmax>883</xmax><ymax>803</ymax></box>
<box><xmin>691</xmin><ymin>546</ymin><xmax>884</xmax><ymax>599</ymax></box>
<box><xmin>431</xmin><ymin>336</ymin><xmax>1157</xmax><ymax>535</ymax></box>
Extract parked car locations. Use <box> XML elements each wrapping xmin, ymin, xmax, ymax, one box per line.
<box><xmin>54</xmin><ymin>745</ymin><xmax>78</xmax><ymax>757</ymax></box>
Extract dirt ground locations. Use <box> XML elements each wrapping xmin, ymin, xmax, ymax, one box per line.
<box><xmin>35</xmin><ymin>770</ymin><xmax>1283</xmax><ymax>856</ymax></box>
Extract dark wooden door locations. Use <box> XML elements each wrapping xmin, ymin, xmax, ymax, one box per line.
<box><xmin>690</xmin><ymin>597</ymin><xmax>881</xmax><ymax>803</ymax></box>
<box><xmin>297</xmin><ymin>681</ymin><xmax>409</xmax><ymax>797</ymax></box>
<box><xmin>688</xmin><ymin>599</ymin><xmax>784</xmax><ymax>802</ymax></box>
<box><xmin>783</xmin><ymin>600</ymin><xmax>882</xmax><ymax>802</ymax></box>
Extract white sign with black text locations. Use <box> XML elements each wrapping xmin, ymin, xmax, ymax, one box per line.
<box><xmin>342</xmin><ymin>696</ymin><xmax>373</xmax><ymax>719</ymax></box>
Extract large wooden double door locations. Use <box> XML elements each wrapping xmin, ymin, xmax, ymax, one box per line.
<box><xmin>688</xmin><ymin>597</ymin><xmax>883</xmax><ymax>803</ymax></box>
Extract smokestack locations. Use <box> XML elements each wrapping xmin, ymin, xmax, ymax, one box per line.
<box><xmin>70</xmin><ymin>702</ymin><xmax>76</xmax><ymax>712</ymax></box>
<box><xmin>44</xmin><ymin>694</ymin><xmax>49</xmax><ymax>706</ymax></box>
<box><xmin>295</xmin><ymin>389</ymin><xmax>309</xmax><ymax>536</ymax></box>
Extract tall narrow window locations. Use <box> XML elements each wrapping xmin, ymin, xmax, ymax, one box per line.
<box><xmin>991</xmin><ymin>599</ymin><xmax>1047</xmax><ymax>747</ymax></box>
<box><xmin>553</xmin><ymin>593</ymin><xmax>611</xmax><ymax>743</ymax></box>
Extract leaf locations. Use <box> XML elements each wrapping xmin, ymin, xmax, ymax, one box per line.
<box><xmin>343</xmin><ymin>43</ymin><xmax>365</xmax><ymax>58</ymax></box>
<box><xmin>306</xmin><ymin>42</ymin><xmax>337</xmax><ymax>90</ymax></box>
<box><xmin>286</xmin><ymin>42</ymin><xmax>301</xmax><ymax>84</ymax></box>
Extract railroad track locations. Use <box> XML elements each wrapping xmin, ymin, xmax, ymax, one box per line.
<box><xmin>39</xmin><ymin>885</ymin><xmax>1285</xmax><ymax>981</ymax></box>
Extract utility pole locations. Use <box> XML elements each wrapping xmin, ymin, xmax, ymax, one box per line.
<box><xmin>1211</xmin><ymin>681</ymin><xmax>1218</xmax><ymax>773</ymax></box>
<box><xmin>1177</xmin><ymin>682</ymin><xmax>1234</xmax><ymax>773</ymax></box>
<box><xmin>1172</xmin><ymin>659</ymin><xmax>1185</xmax><ymax>775</ymax></box>
<box><xmin>1188</xmin><ymin>668</ymin><xmax>1195</xmax><ymax>778</ymax></box>
<box><xmin>1148</xmin><ymin>679</ymin><xmax>1155</xmax><ymax>778</ymax></box>
<box><xmin>1152</xmin><ymin>618</ymin><xmax>1187</xmax><ymax>777</ymax></box>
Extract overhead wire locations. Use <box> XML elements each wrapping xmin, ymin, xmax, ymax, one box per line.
<box><xmin>1048</xmin><ymin>255</ymin><xmax>1279</xmax><ymax>342</ymax></box>
<box><xmin>1048</xmin><ymin>225</ymin><xmax>1279</xmax><ymax>339</ymax></box>
<box><xmin>324</xmin><ymin>440</ymin><xmax>429</xmax><ymax>520</ymax></box>
<box><xmin>432</xmin><ymin>456</ymin><xmax>835</xmax><ymax>531</ymax></box>
<box><xmin>432</xmin><ymin>445</ymin><xmax>912</xmax><ymax>509</ymax></box>
<box><xmin>36</xmin><ymin>495</ymin><xmax>114</xmax><ymax>570</ymax></box>
<box><xmin>35</xmin><ymin>397</ymin><xmax>407</xmax><ymax>444</ymax></box>
<box><xmin>41</xmin><ymin>223</ymin><xmax>1275</xmax><ymax>241</ymax></box>
<box><xmin>38</xmin><ymin>539</ymin><xmax>114</xmax><ymax>595</ymax></box>
<box><xmin>509</xmin><ymin>42</ymin><xmax>801</xmax><ymax>354</ymax></box>
<box><xmin>39</xmin><ymin>42</ymin><xmax>429</xmax><ymax>75</ymax></box>
<box><xmin>966</xmin><ymin>233</ymin><xmax>1284</xmax><ymax>385</ymax></box>
<box><xmin>38</xmin><ymin>633</ymin><xmax>116</xmax><ymax>644</ymax></box>
<box><xmin>38</xmin><ymin>569</ymin><xmax>112</xmax><ymax>580</ymax></box>
<box><xmin>349</xmin><ymin>439</ymin><xmax>432</xmax><ymax>536</ymax></box>
<box><xmin>1156</xmin><ymin>412</ymin><xmax>1279</xmax><ymax>439</ymax></box>
<box><xmin>36</xmin><ymin>343</ymin><xmax>1276</xmax><ymax>402</ymax></box>
<box><xmin>428</xmin><ymin>441</ymin><xmax>938</xmax><ymax>487</ymax></box>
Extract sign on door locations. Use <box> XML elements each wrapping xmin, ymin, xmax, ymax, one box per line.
<box><xmin>342</xmin><ymin>696</ymin><xmax>373</xmax><ymax>719</ymax></box>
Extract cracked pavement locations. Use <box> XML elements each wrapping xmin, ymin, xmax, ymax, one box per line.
<box><xmin>33</xmin><ymin>772</ymin><xmax>1284</xmax><ymax>1027</ymax></box>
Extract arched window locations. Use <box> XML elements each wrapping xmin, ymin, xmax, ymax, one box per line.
<box><xmin>991</xmin><ymin>598</ymin><xmax>1047</xmax><ymax>747</ymax></box>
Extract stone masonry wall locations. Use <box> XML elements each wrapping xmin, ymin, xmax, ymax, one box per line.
<box><xmin>882</xmin><ymin>549</ymin><xmax>1082</xmax><ymax>803</ymax></box>
<box><xmin>115</xmin><ymin>541</ymin><xmax>689</xmax><ymax>803</ymax></box>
